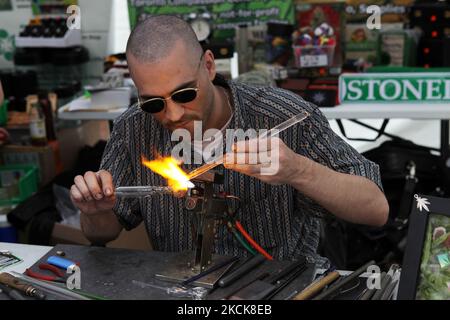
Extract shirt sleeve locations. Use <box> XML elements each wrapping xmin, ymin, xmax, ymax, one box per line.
<box><xmin>99</xmin><ymin>120</ymin><xmax>142</xmax><ymax>230</ymax></box>
<box><xmin>299</xmin><ymin>103</ymin><xmax>383</xmax><ymax>191</ymax></box>
<box><xmin>275</xmin><ymin>89</ymin><xmax>384</xmax><ymax>219</ymax></box>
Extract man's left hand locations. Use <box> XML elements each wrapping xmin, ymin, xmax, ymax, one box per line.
<box><xmin>223</xmin><ymin>137</ymin><xmax>310</xmax><ymax>185</ymax></box>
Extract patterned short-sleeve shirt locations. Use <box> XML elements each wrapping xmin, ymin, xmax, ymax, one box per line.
<box><xmin>100</xmin><ymin>75</ymin><xmax>382</xmax><ymax>265</ymax></box>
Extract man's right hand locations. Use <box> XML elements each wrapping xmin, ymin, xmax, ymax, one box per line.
<box><xmin>70</xmin><ymin>170</ymin><xmax>116</xmax><ymax>215</ymax></box>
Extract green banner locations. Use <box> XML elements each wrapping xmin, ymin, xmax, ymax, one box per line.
<box><xmin>32</xmin><ymin>0</ymin><xmax>78</xmax><ymax>15</ymax></box>
<box><xmin>127</xmin><ymin>0</ymin><xmax>294</xmax><ymax>40</ymax></box>
<box><xmin>339</xmin><ymin>73</ymin><xmax>450</xmax><ymax>103</ymax></box>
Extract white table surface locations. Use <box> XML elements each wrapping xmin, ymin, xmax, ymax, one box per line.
<box><xmin>58</xmin><ymin>101</ymin><xmax>450</xmax><ymax>121</ymax></box>
<box><xmin>0</xmin><ymin>242</ymin><xmax>52</xmax><ymax>273</ymax></box>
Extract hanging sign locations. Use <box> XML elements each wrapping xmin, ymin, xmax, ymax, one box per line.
<box><xmin>339</xmin><ymin>73</ymin><xmax>450</xmax><ymax>103</ymax></box>
<box><xmin>127</xmin><ymin>0</ymin><xmax>295</xmax><ymax>40</ymax></box>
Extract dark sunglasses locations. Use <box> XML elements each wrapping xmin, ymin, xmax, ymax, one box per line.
<box><xmin>138</xmin><ymin>86</ymin><xmax>199</xmax><ymax>114</ymax></box>
<box><xmin>138</xmin><ymin>52</ymin><xmax>205</xmax><ymax>114</ymax></box>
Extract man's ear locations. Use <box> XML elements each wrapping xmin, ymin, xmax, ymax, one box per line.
<box><xmin>204</xmin><ymin>49</ymin><xmax>216</xmax><ymax>81</ymax></box>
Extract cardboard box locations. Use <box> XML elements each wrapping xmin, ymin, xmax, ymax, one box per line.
<box><xmin>50</xmin><ymin>222</ymin><xmax>153</xmax><ymax>251</ymax></box>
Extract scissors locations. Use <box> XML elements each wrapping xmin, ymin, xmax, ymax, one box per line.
<box><xmin>25</xmin><ymin>263</ymin><xmax>67</xmax><ymax>283</ymax></box>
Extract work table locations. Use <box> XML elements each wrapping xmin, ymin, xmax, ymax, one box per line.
<box><xmin>0</xmin><ymin>243</ymin><xmax>318</xmax><ymax>300</ymax></box>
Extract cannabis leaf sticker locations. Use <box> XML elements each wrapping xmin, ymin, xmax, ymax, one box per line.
<box><xmin>415</xmin><ymin>194</ymin><xmax>430</xmax><ymax>213</ymax></box>
<box><xmin>0</xmin><ymin>29</ymin><xmax>14</xmax><ymax>61</ymax></box>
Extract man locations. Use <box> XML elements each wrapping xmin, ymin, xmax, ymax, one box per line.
<box><xmin>70</xmin><ymin>16</ymin><xmax>388</xmax><ymax>264</ymax></box>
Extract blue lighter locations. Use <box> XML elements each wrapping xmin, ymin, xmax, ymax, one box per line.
<box><xmin>47</xmin><ymin>256</ymin><xmax>77</xmax><ymax>270</ymax></box>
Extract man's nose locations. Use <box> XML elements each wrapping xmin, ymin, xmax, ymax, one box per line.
<box><xmin>165</xmin><ymin>99</ymin><xmax>185</xmax><ymax>122</ymax></box>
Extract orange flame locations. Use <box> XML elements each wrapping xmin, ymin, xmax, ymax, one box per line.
<box><xmin>141</xmin><ymin>155</ymin><xmax>194</xmax><ymax>192</ymax></box>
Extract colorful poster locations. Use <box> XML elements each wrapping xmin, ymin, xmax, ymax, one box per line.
<box><xmin>127</xmin><ymin>0</ymin><xmax>295</xmax><ymax>40</ymax></box>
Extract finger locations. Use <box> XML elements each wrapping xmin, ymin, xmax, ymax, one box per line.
<box><xmin>70</xmin><ymin>184</ymin><xmax>84</xmax><ymax>202</ymax></box>
<box><xmin>74</xmin><ymin>175</ymin><xmax>94</xmax><ymax>201</ymax></box>
<box><xmin>84</xmin><ymin>171</ymin><xmax>104</xmax><ymax>200</ymax></box>
<box><xmin>97</xmin><ymin>170</ymin><xmax>114</xmax><ymax>196</ymax></box>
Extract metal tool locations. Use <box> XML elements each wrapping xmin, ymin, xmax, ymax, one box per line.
<box><xmin>218</xmin><ymin>254</ymin><xmax>266</xmax><ymax>288</ymax></box>
<box><xmin>380</xmin><ymin>279</ymin><xmax>398</xmax><ymax>300</ymax></box>
<box><xmin>225</xmin><ymin>272</ymin><xmax>270</xmax><ymax>300</ymax></box>
<box><xmin>181</xmin><ymin>256</ymin><xmax>239</xmax><ymax>286</ymax></box>
<box><xmin>0</xmin><ymin>283</ymin><xmax>26</xmax><ymax>300</ymax></box>
<box><xmin>10</xmin><ymin>271</ymin><xmax>90</xmax><ymax>300</ymax></box>
<box><xmin>25</xmin><ymin>263</ymin><xmax>66</xmax><ymax>283</ymax></box>
<box><xmin>155</xmin><ymin>172</ymin><xmax>235</xmax><ymax>288</ymax></box>
<box><xmin>313</xmin><ymin>260</ymin><xmax>375</xmax><ymax>300</ymax></box>
<box><xmin>358</xmin><ymin>287</ymin><xmax>376</xmax><ymax>300</ymax></box>
<box><xmin>264</xmin><ymin>262</ymin><xmax>308</xmax><ymax>300</ymax></box>
<box><xmin>373</xmin><ymin>264</ymin><xmax>400</xmax><ymax>300</ymax></box>
<box><xmin>228</xmin><ymin>257</ymin><xmax>306</xmax><ymax>300</ymax></box>
<box><xmin>0</xmin><ymin>272</ymin><xmax>46</xmax><ymax>300</ymax></box>
<box><xmin>0</xmin><ymin>251</ymin><xmax>22</xmax><ymax>270</ymax></box>
<box><xmin>371</xmin><ymin>272</ymin><xmax>389</xmax><ymax>300</ymax></box>
<box><xmin>187</xmin><ymin>111</ymin><xmax>310</xmax><ymax>180</ymax></box>
<box><xmin>132</xmin><ymin>280</ymin><xmax>208</xmax><ymax>300</ymax></box>
<box><xmin>115</xmin><ymin>186</ymin><xmax>176</xmax><ymax>198</ymax></box>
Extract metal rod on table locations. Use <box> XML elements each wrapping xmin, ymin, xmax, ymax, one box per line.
<box><xmin>181</xmin><ymin>256</ymin><xmax>240</xmax><ymax>286</ymax></box>
<box><xmin>187</xmin><ymin>112</ymin><xmax>310</xmax><ymax>180</ymax></box>
<box><xmin>313</xmin><ymin>260</ymin><xmax>375</xmax><ymax>300</ymax></box>
<box><xmin>10</xmin><ymin>272</ymin><xmax>90</xmax><ymax>300</ymax></box>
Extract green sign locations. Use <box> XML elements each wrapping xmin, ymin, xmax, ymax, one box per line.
<box><xmin>127</xmin><ymin>0</ymin><xmax>294</xmax><ymax>40</ymax></box>
<box><xmin>31</xmin><ymin>0</ymin><xmax>78</xmax><ymax>15</ymax></box>
<box><xmin>339</xmin><ymin>73</ymin><xmax>450</xmax><ymax>103</ymax></box>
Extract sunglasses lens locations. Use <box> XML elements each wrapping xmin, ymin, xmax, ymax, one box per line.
<box><xmin>172</xmin><ymin>89</ymin><xmax>197</xmax><ymax>103</ymax></box>
<box><xmin>140</xmin><ymin>99</ymin><xmax>165</xmax><ymax>113</ymax></box>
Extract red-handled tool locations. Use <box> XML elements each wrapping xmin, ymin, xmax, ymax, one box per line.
<box><xmin>25</xmin><ymin>263</ymin><xmax>66</xmax><ymax>283</ymax></box>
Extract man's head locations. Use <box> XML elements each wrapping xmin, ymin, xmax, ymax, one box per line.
<box><xmin>126</xmin><ymin>15</ymin><xmax>217</xmax><ymax>134</ymax></box>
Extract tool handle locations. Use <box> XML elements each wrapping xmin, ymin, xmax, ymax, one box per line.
<box><xmin>25</xmin><ymin>268</ymin><xmax>57</xmax><ymax>282</ymax></box>
<box><xmin>313</xmin><ymin>260</ymin><xmax>375</xmax><ymax>300</ymax></box>
<box><xmin>293</xmin><ymin>271</ymin><xmax>340</xmax><ymax>300</ymax></box>
<box><xmin>218</xmin><ymin>255</ymin><xmax>266</xmax><ymax>287</ymax></box>
<box><xmin>0</xmin><ymin>272</ymin><xmax>44</xmax><ymax>299</ymax></box>
<box><xmin>40</xmin><ymin>263</ymin><xmax>65</xmax><ymax>277</ymax></box>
